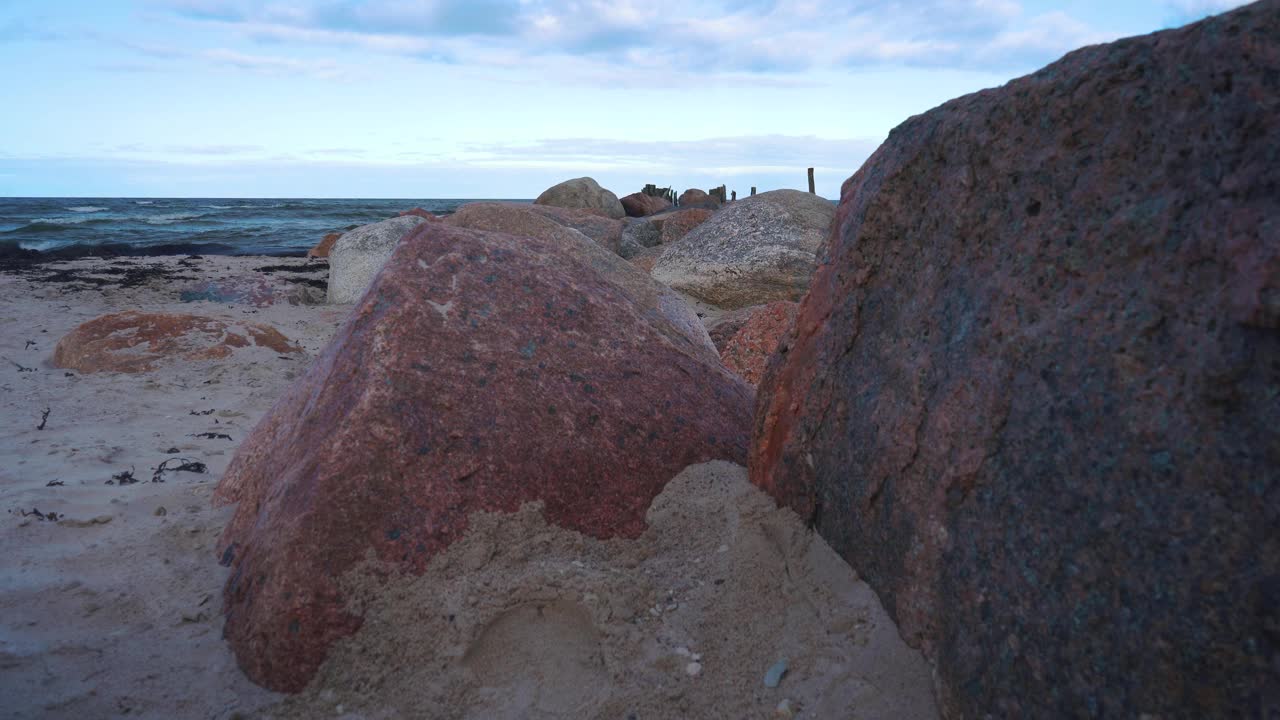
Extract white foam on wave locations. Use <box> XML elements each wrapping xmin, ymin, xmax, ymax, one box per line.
<box><xmin>144</xmin><ymin>212</ymin><xmax>207</xmax><ymax>225</ymax></box>
<box><xmin>66</xmin><ymin>206</ymin><xmax>108</xmax><ymax>213</ymax></box>
<box><xmin>204</xmin><ymin>205</ymin><xmax>234</xmax><ymax>210</ymax></box>
<box><xmin>30</xmin><ymin>216</ymin><xmax>92</xmax><ymax>225</ymax></box>
<box><xmin>134</xmin><ymin>200</ymin><xmax>155</xmax><ymax>205</ymax></box>
<box><xmin>18</xmin><ymin>240</ymin><xmax>65</xmax><ymax>251</ymax></box>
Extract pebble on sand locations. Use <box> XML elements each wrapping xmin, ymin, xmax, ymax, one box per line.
<box><xmin>764</xmin><ymin>659</ymin><xmax>789</xmax><ymax>688</ymax></box>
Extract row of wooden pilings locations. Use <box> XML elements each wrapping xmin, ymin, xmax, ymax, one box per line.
<box><xmin>642</xmin><ymin>168</ymin><xmax>818</xmax><ymax>207</ymax></box>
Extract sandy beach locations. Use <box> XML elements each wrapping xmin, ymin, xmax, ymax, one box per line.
<box><xmin>0</xmin><ymin>255</ymin><xmax>937</xmax><ymax>719</ymax></box>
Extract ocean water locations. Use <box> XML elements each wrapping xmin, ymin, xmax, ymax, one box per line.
<box><xmin>0</xmin><ymin>197</ymin><xmax>528</xmax><ymax>258</ymax></box>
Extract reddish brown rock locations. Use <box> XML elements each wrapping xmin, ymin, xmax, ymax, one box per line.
<box><xmin>677</xmin><ymin>188</ymin><xmax>720</xmax><ymax>209</ymax></box>
<box><xmin>52</xmin><ymin>311</ymin><xmax>301</xmax><ymax>373</ymax></box>
<box><xmin>306</xmin><ymin>232</ymin><xmax>341</xmax><ymax>259</ymax></box>
<box><xmin>705</xmin><ymin>304</ymin><xmax>763</xmax><ymax>352</ymax></box>
<box><xmin>752</xmin><ymin>5</ymin><xmax>1279</xmax><ymax>718</ymax></box>
<box><xmin>718</xmin><ymin>302</ymin><xmax>797</xmax><ymax>385</ymax></box>
<box><xmin>654</xmin><ymin>208</ymin><xmax>714</xmax><ymax>245</ymax></box>
<box><xmin>398</xmin><ymin>208</ymin><xmax>438</xmax><ymax>220</ymax></box>
<box><xmin>215</xmin><ymin>222</ymin><xmax>753</xmax><ymax>692</ymax></box>
<box><xmin>620</xmin><ymin>192</ymin><xmax>673</xmax><ymax>217</ymax></box>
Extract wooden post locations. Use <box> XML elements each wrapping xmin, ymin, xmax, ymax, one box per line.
<box><xmin>807</xmin><ymin>168</ymin><xmax>815</xmax><ymax>194</ymax></box>
<box><xmin>750</xmin><ymin>186</ymin><xmax>756</xmax><ymax>196</ymax></box>
<box><xmin>731</xmin><ymin>190</ymin><xmax>737</xmax><ymax>202</ymax></box>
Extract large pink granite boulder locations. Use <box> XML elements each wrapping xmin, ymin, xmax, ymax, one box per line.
<box><xmin>521</xmin><ymin>203</ymin><xmax>625</xmax><ymax>255</ymax></box>
<box><xmin>751</xmin><ymin>4</ymin><xmax>1279</xmax><ymax>718</ymax></box>
<box><xmin>443</xmin><ymin>202</ymin><xmax>716</xmax><ymax>361</ymax></box>
<box><xmin>52</xmin><ymin>311</ymin><xmax>300</xmax><ymax>373</ymax></box>
<box><xmin>214</xmin><ymin>222</ymin><xmax>753</xmax><ymax>692</ymax></box>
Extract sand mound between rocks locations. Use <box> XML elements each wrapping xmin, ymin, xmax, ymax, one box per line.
<box><xmin>270</xmin><ymin>462</ymin><xmax>938</xmax><ymax>719</ymax></box>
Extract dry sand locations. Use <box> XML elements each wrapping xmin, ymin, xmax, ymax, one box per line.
<box><xmin>0</xmin><ymin>255</ymin><xmax>938</xmax><ymax>719</ymax></box>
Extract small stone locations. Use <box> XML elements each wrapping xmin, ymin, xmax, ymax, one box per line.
<box><xmin>675</xmin><ymin>647</ymin><xmax>691</xmax><ymax>657</ymax></box>
<box><xmin>685</xmin><ymin>661</ymin><xmax>702</xmax><ymax>677</ymax></box>
<box><xmin>154</xmin><ymin>506</ymin><xmax>167</xmax><ymax>516</ymax></box>
<box><xmin>775</xmin><ymin>698</ymin><xmax>796</xmax><ymax>717</ymax></box>
<box><xmin>763</xmin><ymin>659</ymin><xmax>789</xmax><ymax>688</ymax></box>
<box><xmin>717</xmin><ymin>544</ymin><xmax>728</xmax><ymax>553</ymax></box>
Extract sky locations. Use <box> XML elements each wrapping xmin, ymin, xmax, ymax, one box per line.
<box><xmin>0</xmin><ymin>0</ymin><xmax>1255</xmax><ymax>198</ymax></box>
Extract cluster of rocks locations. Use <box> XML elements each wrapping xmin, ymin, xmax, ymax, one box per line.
<box><xmin>144</xmin><ymin>166</ymin><xmax>833</xmax><ymax>690</ymax></box>
<box><xmin>48</xmin><ymin>4</ymin><xmax>1275</xmax><ymax>712</ymax></box>
<box><xmin>310</xmin><ymin>174</ymin><xmax>831</xmax><ymax>391</ymax></box>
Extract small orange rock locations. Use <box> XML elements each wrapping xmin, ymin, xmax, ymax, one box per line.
<box><xmin>307</xmin><ymin>232</ymin><xmax>342</xmax><ymax>258</ymax></box>
<box><xmin>52</xmin><ymin>311</ymin><xmax>301</xmax><ymax>373</ymax></box>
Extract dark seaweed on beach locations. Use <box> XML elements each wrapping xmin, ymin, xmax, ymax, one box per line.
<box><xmin>152</xmin><ymin>458</ymin><xmax>207</xmax><ymax>482</ymax></box>
<box><xmin>189</xmin><ymin>409</ymin><xmax>216</xmax><ymax>416</ymax></box>
<box><xmin>191</xmin><ymin>432</ymin><xmax>233</xmax><ymax>440</ymax></box>
<box><xmin>107</xmin><ymin>467</ymin><xmax>139</xmax><ymax>486</ymax></box>
<box><xmin>45</xmin><ymin>480</ymin><xmax>64</xmax><ymax>487</ymax></box>
<box><xmin>17</xmin><ymin>508</ymin><xmax>59</xmax><ymax>521</ymax></box>
<box><xmin>36</xmin><ymin>269</ymin><xmax>114</xmax><ymax>286</ymax></box>
<box><xmin>291</xmin><ymin>277</ymin><xmax>327</xmax><ymax>289</ymax></box>
<box><xmin>24</xmin><ymin>340</ymin><xmax>35</xmax><ymax>350</ymax></box>
<box><xmin>37</xmin><ymin>407</ymin><xmax>50</xmax><ymax>430</ymax></box>
<box><xmin>6</xmin><ymin>260</ymin><xmax>198</xmax><ymax>291</ymax></box>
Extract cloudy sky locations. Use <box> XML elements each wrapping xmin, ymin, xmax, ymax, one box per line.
<box><xmin>0</xmin><ymin>0</ymin><xmax>1253</xmax><ymax>198</ymax></box>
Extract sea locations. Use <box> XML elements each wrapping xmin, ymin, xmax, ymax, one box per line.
<box><xmin>0</xmin><ymin>198</ymin><xmax>528</xmax><ymax>259</ymax></box>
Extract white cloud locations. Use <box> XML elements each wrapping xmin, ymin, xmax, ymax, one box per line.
<box><xmin>154</xmin><ymin>0</ymin><xmax>1127</xmax><ymax>76</ymax></box>
<box><xmin>200</xmin><ymin>48</ymin><xmax>349</xmax><ymax>79</ymax></box>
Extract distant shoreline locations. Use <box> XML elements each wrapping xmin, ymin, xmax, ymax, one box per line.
<box><xmin>0</xmin><ymin>197</ymin><xmax>531</xmax><ymax>259</ymax></box>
